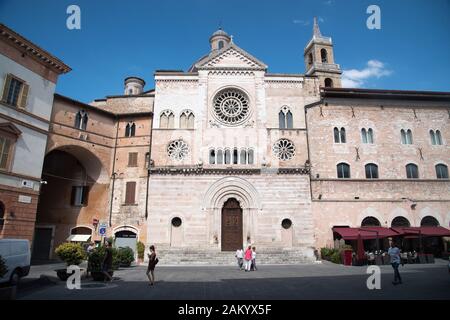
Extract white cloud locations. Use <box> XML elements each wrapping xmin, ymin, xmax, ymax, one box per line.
<box><xmin>293</xmin><ymin>19</ymin><xmax>310</xmax><ymax>26</ymax></box>
<box><xmin>341</xmin><ymin>60</ymin><xmax>392</xmax><ymax>88</ymax></box>
<box><xmin>323</xmin><ymin>0</ymin><xmax>334</xmax><ymax>5</ymax></box>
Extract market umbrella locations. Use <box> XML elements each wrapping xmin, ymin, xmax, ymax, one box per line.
<box><xmin>357</xmin><ymin>233</ymin><xmax>365</xmax><ymax>262</ymax></box>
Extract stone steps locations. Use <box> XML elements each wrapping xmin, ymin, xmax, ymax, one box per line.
<box><xmin>149</xmin><ymin>248</ymin><xmax>315</xmax><ymax>265</ymax></box>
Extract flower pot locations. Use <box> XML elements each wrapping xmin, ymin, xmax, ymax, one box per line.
<box><xmin>0</xmin><ymin>285</ymin><xmax>17</xmax><ymax>300</ymax></box>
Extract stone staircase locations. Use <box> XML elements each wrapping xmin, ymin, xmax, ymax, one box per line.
<box><xmin>150</xmin><ymin>248</ymin><xmax>316</xmax><ymax>266</ymax></box>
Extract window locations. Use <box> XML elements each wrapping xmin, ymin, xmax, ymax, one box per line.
<box><xmin>365</xmin><ymin>163</ymin><xmax>379</xmax><ymax>179</ymax></box>
<box><xmin>281</xmin><ymin>219</ymin><xmax>292</xmax><ymax>229</ymax></box>
<box><xmin>125</xmin><ymin>122</ymin><xmax>136</xmax><ymax>137</ymax></box>
<box><xmin>337</xmin><ymin>163</ymin><xmax>350</xmax><ymax>178</ymax></box>
<box><xmin>406</xmin><ymin>163</ymin><xmax>418</xmax><ymax>179</ymax></box>
<box><xmin>1</xmin><ymin>74</ymin><xmax>29</xmax><ymax>108</ymax></box>
<box><xmin>435</xmin><ymin>164</ymin><xmax>449</xmax><ymax>179</ymax></box>
<box><xmin>218</xmin><ymin>41</ymin><xmax>224</xmax><ymax>50</ymax></box>
<box><xmin>124</xmin><ymin>182</ymin><xmax>136</xmax><ymax>204</ymax></box>
<box><xmin>279</xmin><ymin>106</ymin><xmax>293</xmax><ymax>129</ymax></box>
<box><xmin>391</xmin><ymin>216</ymin><xmax>410</xmax><ymax>228</ymax></box>
<box><xmin>0</xmin><ymin>136</ymin><xmax>12</xmax><ymax>170</ymax></box>
<box><xmin>71</xmin><ymin>186</ymin><xmax>89</xmax><ymax>206</ymax></box>
<box><xmin>308</xmin><ymin>53</ymin><xmax>313</xmax><ymax>67</ymax></box>
<box><xmin>75</xmin><ymin>110</ymin><xmax>88</xmax><ymax>130</ymax></box>
<box><xmin>233</xmin><ymin>148</ymin><xmax>238</xmax><ymax>164</ymax></box>
<box><xmin>224</xmin><ymin>149</ymin><xmax>231</xmax><ymax>165</ymax></box>
<box><xmin>430</xmin><ymin>130</ymin><xmax>443</xmax><ymax>145</ymax></box>
<box><xmin>128</xmin><ymin>152</ymin><xmax>138</xmax><ymax>167</ymax></box>
<box><xmin>171</xmin><ymin>217</ymin><xmax>182</xmax><ymax>227</ymax></box>
<box><xmin>248</xmin><ymin>149</ymin><xmax>254</xmax><ymax>165</ymax></box>
<box><xmin>213</xmin><ymin>88</ymin><xmax>250</xmax><ymax>126</ymax></box>
<box><xmin>401</xmin><ymin>129</ymin><xmax>413</xmax><ymax>144</ymax></box>
<box><xmin>421</xmin><ymin>216</ymin><xmax>439</xmax><ymax>227</ymax></box>
<box><xmin>273</xmin><ymin>139</ymin><xmax>295</xmax><ymax>161</ymax></box>
<box><xmin>321</xmin><ymin>49</ymin><xmax>328</xmax><ymax>63</ymax></box>
<box><xmin>361</xmin><ymin>216</ymin><xmax>381</xmax><ymax>227</ymax></box>
<box><xmin>180</xmin><ymin>110</ymin><xmax>194</xmax><ymax>129</ymax></box>
<box><xmin>334</xmin><ymin>127</ymin><xmax>346</xmax><ymax>143</ymax></box>
<box><xmin>361</xmin><ymin>128</ymin><xmax>374</xmax><ymax>144</ymax></box>
<box><xmin>324</xmin><ymin>78</ymin><xmax>333</xmax><ymax>88</ymax></box>
<box><xmin>167</xmin><ymin>140</ymin><xmax>189</xmax><ymax>161</ymax></box>
<box><xmin>209</xmin><ymin>149</ymin><xmax>216</xmax><ymax>164</ymax></box>
<box><xmin>160</xmin><ymin>110</ymin><xmax>174</xmax><ymax>129</ymax></box>
<box><xmin>145</xmin><ymin>152</ymin><xmax>150</xmax><ymax>169</ymax></box>
<box><xmin>240</xmin><ymin>149</ymin><xmax>247</xmax><ymax>164</ymax></box>
<box><xmin>217</xmin><ymin>149</ymin><xmax>224</xmax><ymax>164</ymax></box>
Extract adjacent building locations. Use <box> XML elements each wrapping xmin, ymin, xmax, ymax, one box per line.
<box><xmin>0</xmin><ymin>24</ymin><xmax>70</xmax><ymax>243</ymax></box>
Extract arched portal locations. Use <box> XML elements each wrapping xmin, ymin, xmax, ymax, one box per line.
<box><xmin>221</xmin><ymin>198</ymin><xmax>243</xmax><ymax>251</ymax></box>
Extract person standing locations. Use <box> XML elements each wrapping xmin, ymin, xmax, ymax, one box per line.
<box><xmin>146</xmin><ymin>245</ymin><xmax>158</xmax><ymax>285</ymax></box>
<box><xmin>235</xmin><ymin>248</ymin><xmax>244</xmax><ymax>270</ymax></box>
<box><xmin>251</xmin><ymin>246</ymin><xmax>257</xmax><ymax>271</ymax></box>
<box><xmin>388</xmin><ymin>241</ymin><xmax>402</xmax><ymax>285</ymax></box>
<box><xmin>244</xmin><ymin>245</ymin><xmax>252</xmax><ymax>272</ymax></box>
<box><xmin>102</xmin><ymin>241</ymin><xmax>113</xmax><ymax>282</ymax></box>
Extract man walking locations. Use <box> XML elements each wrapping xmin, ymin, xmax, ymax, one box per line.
<box><xmin>235</xmin><ymin>248</ymin><xmax>244</xmax><ymax>270</ymax></box>
<box><xmin>388</xmin><ymin>241</ymin><xmax>402</xmax><ymax>285</ymax></box>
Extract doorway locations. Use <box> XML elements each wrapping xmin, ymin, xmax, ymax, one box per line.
<box><xmin>221</xmin><ymin>198</ymin><xmax>243</xmax><ymax>251</ymax></box>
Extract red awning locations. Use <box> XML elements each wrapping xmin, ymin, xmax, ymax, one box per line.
<box><xmin>392</xmin><ymin>226</ymin><xmax>450</xmax><ymax>237</ymax></box>
<box><xmin>333</xmin><ymin>227</ymin><xmax>400</xmax><ymax>240</ymax></box>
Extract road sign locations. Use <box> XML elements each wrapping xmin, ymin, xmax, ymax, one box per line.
<box><xmin>99</xmin><ymin>226</ymin><xmax>107</xmax><ymax>236</ymax></box>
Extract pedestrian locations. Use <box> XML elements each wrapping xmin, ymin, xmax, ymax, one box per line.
<box><xmin>87</xmin><ymin>242</ymin><xmax>95</xmax><ymax>254</ymax></box>
<box><xmin>251</xmin><ymin>246</ymin><xmax>257</xmax><ymax>271</ymax></box>
<box><xmin>388</xmin><ymin>241</ymin><xmax>402</xmax><ymax>285</ymax></box>
<box><xmin>102</xmin><ymin>241</ymin><xmax>113</xmax><ymax>282</ymax></box>
<box><xmin>235</xmin><ymin>248</ymin><xmax>244</xmax><ymax>270</ymax></box>
<box><xmin>146</xmin><ymin>245</ymin><xmax>158</xmax><ymax>285</ymax></box>
<box><xmin>244</xmin><ymin>245</ymin><xmax>252</xmax><ymax>272</ymax></box>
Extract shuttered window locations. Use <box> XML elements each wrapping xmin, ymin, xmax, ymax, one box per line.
<box><xmin>125</xmin><ymin>182</ymin><xmax>136</xmax><ymax>204</ymax></box>
<box><xmin>2</xmin><ymin>74</ymin><xmax>29</xmax><ymax>109</ymax></box>
<box><xmin>128</xmin><ymin>152</ymin><xmax>138</xmax><ymax>167</ymax></box>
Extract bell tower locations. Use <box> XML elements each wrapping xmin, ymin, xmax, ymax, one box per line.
<box><xmin>304</xmin><ymin>17</ymin><xmax>342</xmax><ymax>88</ymax></box>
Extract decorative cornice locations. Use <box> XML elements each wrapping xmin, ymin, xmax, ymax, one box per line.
<box><xmin>150</xmin><ymin>166</ymin><xmax>310</xmax><ymax>175</ymax></box>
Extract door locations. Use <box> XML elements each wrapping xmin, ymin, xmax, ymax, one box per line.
<box><xmin>32</xmin><ymin>227</ymin><xmax>53</xmax><ymax>261</ymax></box>
<box><xmin>221</xmin><ymin>198</ymin><xmax>243</xmax><ymax>251</ymax></box>
<box><xmin>115</xmin><ymin>230</ymin><xmax>137</xmax><ymax>254</ymax></box>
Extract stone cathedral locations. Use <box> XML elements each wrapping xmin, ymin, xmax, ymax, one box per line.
<box><xmin>16</xmin><ymin>19</ymin><xmax>448</xmax><ymax>264</ymax></box>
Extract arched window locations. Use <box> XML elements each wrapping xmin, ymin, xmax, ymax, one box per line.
<box><xmin>224</xmin><ymin>149</ymin><xmax>231</xmax><ymax>165</ymax></box>
<box><xmin>180</xmin><ymin>110</ymin><xmax>195</xmax><ymax>129</ymax></box>
<box><xmin>308</xmin><ymin>53</ymin><xmax>313</xmax><ymax>67</ymax></box>
<box><xmin>0</xmin><ymin>201</ymin><xmax>5</xmax><ymax>228</ymax></box>
<box><xmin>75</xmin><ymin>110</ymin><xmax>88</xmax><ymax>130</ymax></box>
<box><xmin>240</xmin><ymin>149</ymin><xmax>247</xmax><ymax>164</ymax></box>
<box><xmin>435</xmin><ymin>163</ymin><xmax>449</xmax><ymax>179</ymax></box>
<box><xmin>279</xmin><ymin>106</ymin><xmax>293</xmax><ymax>129</ymax></box>
<box><xmin>233</xmin><ymin>148</ymin><xmax>238</xmax><ymax>165</ymax></box>
<box><xmin>406</xmin><ymin>163</ymin><xmax>419</xmax><ymax>179</ymax></box>
<box><xmin>391</xmin><ymin>216</ymin><xmax>410</xmax><ymax>228</ymax></box>
<box><xmin>430</xmin><ymin>130</ymin><xmax>443</xmax><ymax>145</ymax></box>
<box><xmin>248</xmin><ymin>149</ymin><xmax>254</xmax><ymax>165</ymax></box>
<box><xmin>321</xmin><ymin>49</ymin><xmax>328</xmax><ymax>63</ymax></box>
<box><xmin>401</xmin><ymin>129</ymin><xmax>406</xmax><ymax>144</ymax></box>
<box><xmin>421</xmin><ymin>216</ymin><xmax>439</xmax><ymax>227</ymax></box>
<box><xmin>361</xmin><ymin>216</ymin><xmax>381</xmax><ymax>227</ymax></box>
<box><xmin>160</xmin><ymin>110</ymin><xmax>174</xmax><ymax>129</ymax></box>
<box><xmin>209</xmin><ymin>149</ymin><xmax>215</xmax><ymax>165</ymax></box>
<box><xmin>362</xmin><ymin>128</ymin><xmax>374</xmax><ymax>144</ymax></box>
<box><xmin>361</xmin><ymin>128</ymin><xmax>367</xmax><ymax>144</ymax></box>
<box><xmin>365</xmin><ymin>163</ymin><xmax>379</xmax><ymax>179</ymax></box>
<box><xmin>217</xmin><ymin>149</ymin><xmax>223</xmax><ymax>164</ymax></box>
<box><xmin>367</xmin><ymin>128</ymin><xmax>374</xmax><ymax>143</ymax></box>
<box><xmin>401</xmin><ymin>129</ymin><xmax>413</xmax><ymax>144</ymax></box>
<box><xmin>125</xmin><ymin>122</ymin><xmax>136</xmax><ymax>137</ymax></box>
<box><xmin>336</xmin><ymin>163</ymin><xmax>350</xmax><ymax>178</ymax></box>
<box><xmin>334</xmin><ymin>127</ymin><xmax>346</xmax><ymax>143</ymax></box>
<box><xmin>218</xmin><ymin>41</ymin><xmax>224</xmax><ymax>50</ymax></box>
<box><xmin>324</xmin><ymin>78</ymin><xmax>333</xmax><ymax>88</ymax></box>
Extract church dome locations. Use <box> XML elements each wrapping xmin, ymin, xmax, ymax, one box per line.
<box><xmin>211</xmin><ymin>28</ymin><xmax>230</xmax><ymax>37</ymax></box>
<box><xmin>209</xmin><ymin>28</ymin><xmax>231</xmax><ymax>51</ymax></box>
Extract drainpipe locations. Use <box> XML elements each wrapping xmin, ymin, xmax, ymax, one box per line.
<box><xmin>109</xmin><ymin>117</ymin><xmax>119</xmax><ymax>227</ymax></box>
<box><xmin>145</xmin><ymin>110</ymin><xmax>154</xmax><ymax>220</ymax></box>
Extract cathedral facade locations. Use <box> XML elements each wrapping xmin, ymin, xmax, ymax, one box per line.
<box><xmin>5</xmin><ymin>21</ymin><xmax>448</xmax><ymax>263</ymax></box>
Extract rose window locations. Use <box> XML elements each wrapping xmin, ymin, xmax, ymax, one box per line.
<box><xmin>213</xmin><ymin>88</ymin><xmax>250</xmax><ymax>125</ymax></box>
<box><xmin>167</xmin><ymin>139</ymin><xmax>189</xmax><ymax>161</ymax></box>
<box><xmin>272</xmin><ymin>139</ymin><xmax>295</xmax><ymax>161</ymax></box>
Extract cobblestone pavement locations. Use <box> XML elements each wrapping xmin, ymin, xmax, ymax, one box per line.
<box><xmin>16</xmin><ymin>260</ymin><xmax>450</xmax><ymax>300</ymax></box>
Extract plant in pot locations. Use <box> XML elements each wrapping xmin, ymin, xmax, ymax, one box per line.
<box><xmin>54</xmin><ymin>242</ymin><xmax>86</xmax><ymax>281</ymax></box>
<box><xmin>88</xmin><ymin>246</ymin><xmax>120</xmax><ymax>281</ymax></box>
<box><xmin>136</xmin><ymin>241</ymin><xmax>145</xmax><ymax>265</ymax></box>
<box><xmin>117</xmin><ymin>247</ymin><xmax>135</xmax><ymax>267</ymax></box>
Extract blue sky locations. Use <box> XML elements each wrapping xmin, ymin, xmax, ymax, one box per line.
<box><xmin>1</xmin><ymin>0</ymin><xmax>449</xmax><ymax>102</ymax></box>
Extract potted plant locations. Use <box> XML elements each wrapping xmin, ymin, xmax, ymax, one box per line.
<box><xmin>117</xmin><ymin>247</ymin><xmax>135</xmax><ymax>267</ymax></box>
<box><xmin>88</xmin><ymin>246</ymin><xmax>120</xmax><ymax>281</ymax></box>
<box><xmin>136</xmin><ymin>241</ymin><xmax>145</xmax><ymax>265</ymax></box>
<box><xmin>54</xmin><ymin>242</ymin><xmax>86</xmax><ymax>281</ymax></box>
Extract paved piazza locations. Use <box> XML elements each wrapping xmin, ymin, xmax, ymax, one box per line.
<box><xmin>17</xmin><ymin>260</ymin><xmax>450</xmax><ymax>300</ymax></box>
